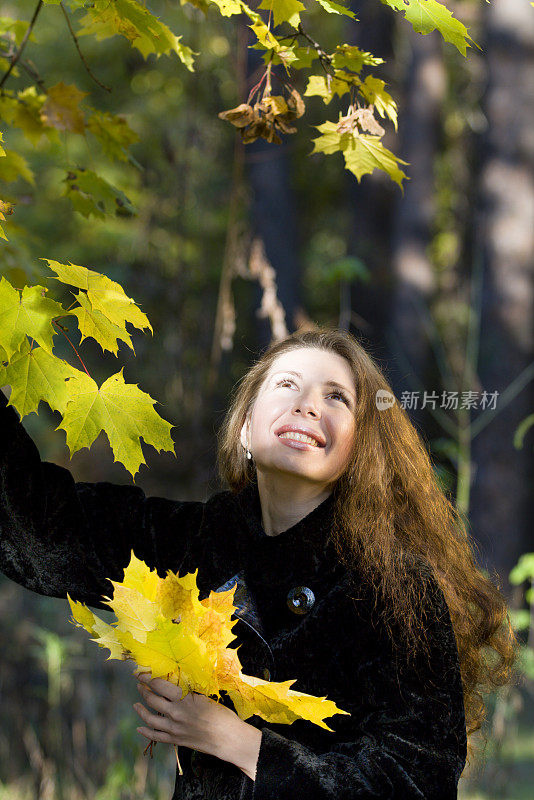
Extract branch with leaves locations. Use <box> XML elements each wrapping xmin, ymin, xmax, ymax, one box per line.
<box><xmin>0</xmin><ymin>0</ymin><xmax>480</xmax><ymax>473</ymax></box>
<box><xmin>0</xmin><ymin>262</ymin><xmax>175</xmax><ymax>480</ymax></box>
<box><xmin>0</xmin><ymin>0</ymin><xmax>479</xmax><ymax>238</ymax></box>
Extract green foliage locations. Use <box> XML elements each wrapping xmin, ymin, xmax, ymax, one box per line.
<box><xmin>509</xmin><ymin>553</ymin><xmax>534</xmax><ymax>679</ymax></box>
<box><xmin>0</xmin><ymin>0</ymin><xmax>480</xmax><ymax>238</ymax></box>
<box><xmin>63</xmin><ymin>167</ymin><xmax>137</xmax><ymax>219</ymax></box>
<box><xmin>0</xmin><ymin>0</ymin><xmax>481</xmax><ymax>482</ymax></box>
<box><xmin>0</xmin><ymin>266</ymin><xmax>175</xmax><ymax>481</ymax></box>
<box><xmin>514</xmin><ymin>413</ymin><xmax>534</xmax><ymax>450</ymax></box>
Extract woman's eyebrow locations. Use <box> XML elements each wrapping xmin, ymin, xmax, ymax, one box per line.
<box><xmin>270</xmin><ymin>370</ymin><xmax>355</xmax><ymax>400</ymax></box>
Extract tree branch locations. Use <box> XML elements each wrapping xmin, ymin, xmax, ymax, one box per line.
<box><xmin>60</xmin><ymin>1</ymin><xmax>112</xmax><ymax>93</ymax></box>
<box><xmin>0</xmin><ymin>0</ymin><xmax>43</xmax><ymax>89</ymax></box>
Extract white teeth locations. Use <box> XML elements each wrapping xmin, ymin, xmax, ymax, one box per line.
<box><xmin>278</xmin><ymin>432</ymin><xmax>320</xmax><ymax>446</ymax></box>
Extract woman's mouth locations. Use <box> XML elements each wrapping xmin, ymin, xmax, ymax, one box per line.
<box><xmin>277</xmin><ymin>432</ymin><xmax>324</xmax><ymax>450</ymax></box>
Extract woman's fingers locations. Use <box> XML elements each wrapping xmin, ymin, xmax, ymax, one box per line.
<box><xmin>138</xmin><ymin>674</ymin><xmax>183</xmax><ymax>703</ymax></box>
<box><xmin>137</xmin><ymin>682</ymin><xmax>175</xmax><ymax>715</ymax></box>
<box><xmin>133</xmin><ymin>701</ymin><xmax>176</xmax><ymax>734</ymax></box>
<box><xmin>136</xmin><ymin>725</ymin><xmax>175</xmax><ymax>744</ymax></box>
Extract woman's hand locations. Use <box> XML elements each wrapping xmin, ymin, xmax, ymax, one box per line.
<box><xmin>133</xmin><ymin>672</ymin><xmax>262</xmax><ymax>780</ymax></box>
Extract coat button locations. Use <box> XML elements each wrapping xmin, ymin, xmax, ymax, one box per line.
<box><xmin>287</xmin><ymin>586</ymin><xmax>315</xmax><ymax>615</ymax></box>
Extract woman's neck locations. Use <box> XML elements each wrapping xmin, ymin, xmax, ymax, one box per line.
<box><xmin>255</xmin><ymin>474</ymin><xmax>333</xmax><ymax>536</ymax></box>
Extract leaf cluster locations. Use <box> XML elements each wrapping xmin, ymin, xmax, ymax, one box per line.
<box><xmin>68</xmin><ymin>551</ymin><xmax>350</xmax><ymax>730</ymax></box>
<box><xmin>0</xmin><ymin>261</ymin><xmax>174</xmax><ymax>480</ymax></box>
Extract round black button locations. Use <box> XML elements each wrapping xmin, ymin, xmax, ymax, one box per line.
<box><xmin>287</xmin><ymin>586</ymin><xmax>315</xmax><ymax>615</ymax></box>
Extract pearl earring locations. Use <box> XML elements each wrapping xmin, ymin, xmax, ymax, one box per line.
<box><xmin>246</xmin><ymin>447</ymin><xmax>252</xmax><ymax>460</ymax></box>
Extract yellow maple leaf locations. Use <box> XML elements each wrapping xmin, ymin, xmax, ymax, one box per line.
<box><xmin>40</xmin><ymin>259</ymin><xmax>152</xmax><ymax>335</ymax></box>
<box><xmin>70</xmin><ymin>290</ymin><xmax>135</xmax><ymax>357</ymax></box>
<box><xmin>67</xmin><ymin>551</ymin><xmax>350</xmax><ymax>731</ymax></box>
<box><xmin>68</xmin><ymin>594</ymin><xmax>125</xmax><ymax>661</ymax></box>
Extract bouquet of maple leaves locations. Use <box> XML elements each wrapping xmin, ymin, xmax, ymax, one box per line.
<box><xmin>68</xmin><ymin>552</ymin><xmax>349</xmax><ymax>766</ymax></box>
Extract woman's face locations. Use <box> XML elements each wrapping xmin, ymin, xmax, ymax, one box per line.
<box><xmin>240</xmin><ymin>347</ymin><xmax>357</xmax><ymax>488</ymax></box>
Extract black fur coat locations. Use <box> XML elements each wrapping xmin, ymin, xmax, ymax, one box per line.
<box><xmin>0</xmin><ymin>390</ymin><xmax>467</xmax><ymax>798</ymax></box>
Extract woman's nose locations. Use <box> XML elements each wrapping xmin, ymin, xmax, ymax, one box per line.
<box><xmin>293</xmin><ymin>397</ymin><xmax>321</xmax><ymax>416</ymax></box>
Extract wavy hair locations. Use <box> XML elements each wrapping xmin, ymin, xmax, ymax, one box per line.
<box><xmin>216</xmin><ymin>325</ymin><xmax>521</xmax><ymax>770</ymax></box>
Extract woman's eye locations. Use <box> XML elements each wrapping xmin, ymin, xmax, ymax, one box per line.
<box><xmin>276</xmin><ymin>380</ymin><xmax>349</xmax><ymax>406</ymax></box>
<box><xmin>330</xmin><ymin>391</ymin><xmax>349</xmax><ymax>405</ymax></box>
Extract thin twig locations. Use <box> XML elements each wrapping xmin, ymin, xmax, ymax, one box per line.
<box><xmin>51</xmin><ymin>320</ymin><xmax>92</xmax><ymax>378</ymax></box>
<box><xmin>0</xmin><ymin>47</ymin><xmax>47</xmax><ymax>92</ymax></box>
<box><xmin>18</xmin><ymin>57</ymin><xmax>47</xmax><ymax>92</ymax></box>
<box><xmin>0</xmin><ymin>0</ymin><xmax>43</xmax><ymax>89</ymax></box>
<box><xmin>59</xmin><ymin>1</ymin><xmax>112</xmax><ymax>93</ymax></box>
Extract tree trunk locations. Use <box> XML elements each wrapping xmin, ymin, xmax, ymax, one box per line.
<box><xmin>245</xmin><ymin>27</ymin><xmax>302</xmax><ymax>348</ymax></box>
<box><xmin>468</xmin><ymin>0</ymin><xmax>534</xmax><ymax>597</ymax></box>
<box><xmin>385</xmin><ymin>26</ymin><xmax>446</xmax><ymax>430</ymax></box>
<box><xmin>346</xmin><ymin>0</ymin><xmax>396</xmax><ymax>364</ymax></box>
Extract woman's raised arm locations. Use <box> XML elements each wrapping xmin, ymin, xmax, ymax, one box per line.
<box><xmin>0</xmin><ymin>389</ymin><xmax>205</xmax><ymax>612</ymax></box>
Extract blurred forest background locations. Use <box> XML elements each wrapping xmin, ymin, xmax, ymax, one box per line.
<box><xmin>0</xmin><ymin>0</ymin><xmax>533</xmax><ymax>798</ymax></box>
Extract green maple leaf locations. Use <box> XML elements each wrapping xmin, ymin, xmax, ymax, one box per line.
<box><xmin>0</xmin><ymin>337</ymin><xmax>83</xmax><ymax>417</ymax></box>
<box><xmin>311</xmin><ymin>121</ymin><xmax>409</xmax><ymax>192</ymax></box>
<box><xmin>358</xmin><ymin>75</ymin><xmax>398</xmax><ymax>132</ymax></box>
<box><xmin>63</xmin><ymin>168</ymin><xmax>136</xmax><ymax>220</ymax></box>
<box><xmin>310</xmin><ymin>120</ymin><xmax>349</xmax><ymax>154</ymax></box>
<box><xmin>56</xmin><ymin>367</ymin><xmax>175</xmax><ymax>481</ymax></box>
<box><xmin>0</xmin><ymin>148</ymin><xmax>35</xmax><ymax>185</ymax></box>
<box><xmin>314</xmin><ymin>0</ymin><xmax>357</xmax><ymax>18</ymax></box>
<box><xmin>43</xmin><ymin>1</ymin><xmax>90</xmax><ymax>9</ymax></box>
<box><xmin>304</xmin><ymin>74</ymin><xmax>353</xmax><ymax>104</ymax></box>
<box><xmin>0</xmin><ymin>15</ymin><xmax>33</xmax><ymax>46</ymax></box>
<box><xmin>85</xmin><ymin>109</ymin><xmax>140</xmax><ymax>163</ymax></box>
<box><xmin>252</xmin><ymin>43</ymin><xmax>319</xmax><ymax>70</ymax></box>
<box><xmin>77</xmin><ymin>0</ymin><xmax>197</xmax><ymax>71</ymax></box>
<box><xmin>342</xmin><ymin>132</ymin><xmax>409</xmax><ymax>191</ymax></box>
<box><xmin>0</xmin><ymin>131</ymin><xmax>7</xmax><ymax>241</ymax></box>
<box><xmin>70</xmin><ymin>290</ymin><xmax>135</xmax><ymax>356</ymax></box>
<box><xmin>331</xmin><ymin>44</ymin><xmax>385</xmax><ymax>72</ymax></box>
<box><xmin>0</xmin><ymin>87</ymin><xmax>55</xmax><ymax>147</ymax></box>
<box><xmin>378</xmin><ymin>0</ymin><xmax>480</xmax><ymax>56</ymax></box>
<box><xmin>0</xmin><ymin>276</ymin><xmax>68</xmax><ymax>359</ymax></box>
<box><xmin>41</xmin><ymin>259</ymin><xmax>152</xmax><ymax>335</ymax></box>
<box><xmin>257</xmin><ymin>0</ymin><xmax>306</xmax><ymax>28</ymax></box>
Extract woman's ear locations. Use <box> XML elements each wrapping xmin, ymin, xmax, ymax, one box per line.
<box><xmin>239</xmin><ymin>416</ymin><xmax>249</xmax><ymax>450</ymax></box>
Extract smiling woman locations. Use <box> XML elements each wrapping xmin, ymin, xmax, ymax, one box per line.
<box><xmin>0</xmin><ymin>325</ymin><xmax>519</xmax><ymax>800</ymax></box>
<box><xmin>237</xmin><ymin>347</ymin><xmax>358</xmax><ymax>535</ymax></box>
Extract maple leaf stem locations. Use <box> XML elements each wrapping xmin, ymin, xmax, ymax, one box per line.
<box><xmin>265</xmin><ymin>64</ymin><xmax>272</xmax><ymax>94</ymax></box>
<box><xmin>0</xmin><ymin>0</ymin><xmax>43</xmax><ymax>89</ymax></box>
<box><xmin>247</xmin><ymin>70</ymin><xmax>268</xmax><ymax>106</ymax></box>
<box><xmin>52</xmin><ymin>319</ymin><xmax>92</xmax><ymax>378</ymax></box>
<box><xmin>174</xmin><ymin>744</ymin><xmax>183</xmax><ymax>775</ymax></box>
<box><xmin>143</xmin><ymin>739</ymin><xmax>156</xmax><ymax>757</ymax></box>
<box><xmin>59</xmin><ymin>1</ymin><xmax>112</xmax><ymax>93</ymax></box>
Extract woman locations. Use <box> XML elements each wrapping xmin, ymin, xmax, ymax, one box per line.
<box><xmin>0</xmin><ymin>326</ymin><xmax>518</xmax><ymax>799</ymax></box>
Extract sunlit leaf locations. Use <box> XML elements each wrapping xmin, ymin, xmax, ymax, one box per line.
<box><xmin>68</xmin><ymin>552</ymin><xmax>351</xmax><ymax>729</ymax></box>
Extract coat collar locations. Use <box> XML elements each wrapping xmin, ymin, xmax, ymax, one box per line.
<box><xmin>231</xmin><ymin>479</ymin><xmax>341</xmax><ymax>587</ymax></box>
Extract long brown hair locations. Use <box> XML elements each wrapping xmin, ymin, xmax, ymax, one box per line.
<box><xmin>216</xmin><ymin>326</ymin><xmax>520</xmax><ymax>770</ymax></box>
